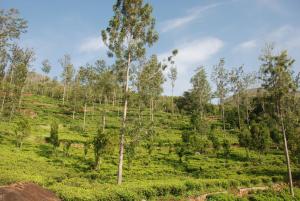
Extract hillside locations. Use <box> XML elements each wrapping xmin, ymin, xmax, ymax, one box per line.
<box><xmin>0</xmin><ymin>94</ymin><xmax>299</xmax><ymax>200</ymax></box>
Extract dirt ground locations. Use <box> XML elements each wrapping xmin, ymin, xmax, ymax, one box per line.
<box><xmin>0</xmin><ymin>182</ymin><xmax>60</xmax><ymax>201</ymax></box>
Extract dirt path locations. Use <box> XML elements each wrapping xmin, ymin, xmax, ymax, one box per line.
<box><xmin>0</xmin><ymin>182</ymin><xmax>60</xmax><ymax>201</ymax></box>
<box><xmin>188</xmin><ymin>183</ymin><xmax>286</xmax><ymax>201</ymax></box>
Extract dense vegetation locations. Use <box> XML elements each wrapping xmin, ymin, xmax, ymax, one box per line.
<box><xmin>1</xmin><ymin>1</ymin><xmax>300</xmax><ymax>200</ymax></box>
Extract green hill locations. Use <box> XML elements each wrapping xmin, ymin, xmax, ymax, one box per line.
<box><xmin>0</xmin><ymin>94</ymin><xmax>299</xmax><ymax>200</ymax></box>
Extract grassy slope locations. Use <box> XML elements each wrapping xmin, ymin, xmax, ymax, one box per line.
<box><xmin>0</xmin><ymin>95</ymin><xmax>298</xmax><ymax>200</ymax></box>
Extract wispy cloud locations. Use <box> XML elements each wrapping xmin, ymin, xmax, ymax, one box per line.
<box><xmin>234</xmin><ymin>25</ymin><xmax>300</xmax><ymax>54</ymax></box>
<box><xmin>256</xmin><ymin>0</ymin><xmax>285</xmax><ymax>14</ymax></box>
<box><xmin>159</xmin><ymin>37</ymin><xmax>224</xmax><ymax>95</ymax></box>
<box><xmin>161</xmin><ymin>2</ymin><xmax>224</xmax><ymax>33</ymax></box>
<box><xmin>79</xmin><ymin>36</ymin><xmax>105</xmax><ymax>53</ymax></box>
<box><xmin>266</xmin><ymin>25</ymin><xmax>300</xmax><ymax>50</ymax></box>
<box><xmin>234</xmin><ymin>39</ymin><xmax>257</xmax><ymax>52</ymax></box>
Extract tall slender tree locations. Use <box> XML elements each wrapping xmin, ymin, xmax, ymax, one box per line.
<box><xmin>229</xmin><ymin>66</ymin><xmax>245</xmax><ymax>130</ymax></box>
<box><xmin>41</xmin><ymin>59</ymin><xmax>51</xmax><ymax>95</ymax></box>
<box><xmin>138</xmin><ymin>55</ymin><xmax>164</xmax><ymax>122</ymax></box>
<box><xmin>167</xmin><ymin>49</ymin><xmax>178</xmax><ymax>114</ymax></box>
<box><xmin>212</xmin><ymin>58</ymin><xmax>229</xmax><ymax>131</ymax></box>
<box><xmin>260</xmin><ymin>46</ymin><xmax>297</xmax><ymax>197</ymax></box>
<box><xmin>190</xmin><ymin>66</ymin><xmax>211</xmax><ymax>120</ymax></box>
<box><xmin>59</xmin><ymin>54</ymin><xmax>74</xmax><ymax>105</ymax></box>
<box><xmin>102</xmin><ymin>0</ymin><xmax>159</xmax><ymax>184</ymax></box>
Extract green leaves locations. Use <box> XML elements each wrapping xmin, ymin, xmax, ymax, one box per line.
<box><xmin>14</xmin><ymin>116</ymin><xmax>31</xmax><ymax>148</ymax></box>
<box><xmin>102</xmin><ymin>0</ymin><xmax>158</xmax><ymax>61</ymax></box>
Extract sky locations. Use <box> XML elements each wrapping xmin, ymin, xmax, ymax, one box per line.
<box><xmin>1</xmin><ymin>0</ymin><xmax>300</xmax><ymax>96</ymax></box>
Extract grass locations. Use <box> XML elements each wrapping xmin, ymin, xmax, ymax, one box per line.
<box><xmin>0</xmin><ymin>94</ymin><xmax>298</xmax><ymax>200</ymax></box>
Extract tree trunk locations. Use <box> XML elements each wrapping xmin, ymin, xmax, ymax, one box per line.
<box><xmin>171</xmin><ymin>85</ymin><xmax>174</xmax><ymax>114</ymax></box>
<box><xmin>83</xmin><ymin>102</ymin><xmax>87</xmax><ymax>130</ymax></box>
<box><xmin>150</xmin><ymin>98</ymin><xmax>154</xmax><ymax>122</ymax></box>
<box><xmin>117</xmin><ymin>54</ymin><xmax>130</xmax><ymax>185</ymax></box>
<box><xmin>0</xmin><ymin>77</ymin><xmax>6</xmax><ymax>114</ymax></box>
<box><xmin>1</xmin><ymin>92</ymin><xmax>6</xmax><ymax>114</ymax></box>
<box><xmin>102</xmin><ymin>114</ymin><xmax>106</xmax><ymax>133</ymax></box>
<box><xmin>237</xmin><ymin>93</ymin><xmax>241</xmax><ymax>130</ymax></box>
<box><xmin>9</xmin><ymin>103</ymin><xmax>15</xmax><ymax>122</ymax></box>
<box><xmin>113</xmin><ymin>89</ymin><xmax>116</xmax><ymax>106</ymax></box>
<box><xmin>246</xmin><ymin>101</ymin><xmax>250</xmax><ymax>127</ymax></box>
<box><xmin>92</xmin><ymin>102</ymin><xmax>95</xmax><ymax>121</ymax></box>
<box><xmin>280</xmin><ymin>110</ymin><xmax>294</xmax><ymax>197</ymax></box>
<box><xmin>221</xmin><ymin>102</ymin><xmax>225</xmax><ymax>131</ymax></box>
<box><xmin>94</xmin><ymin>155</ymin><xmax>101</xmax><ymax>170</ymax></box>
<box><xmin>62</xmin><ymin>82</ymin><xmax>66</xmax><ymax>105</ymax></box>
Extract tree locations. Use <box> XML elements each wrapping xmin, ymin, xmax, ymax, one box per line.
<box><xmin>229</xmin><ymin>65</ymin><xmax>256</xmax><ymax>129</ymax></box>
<box><xmin>93</xmin><ymin>129</ymin><xmax>109</xmax><ymax>170</ymax></box>
<box><xmin>0</xmin><ymin>9</ymin><xmax>27</xmax><ymax>48</ymax></box>
<box><xmin>1</xmin><ymin>9</ymin><xmax>27</xmax><ymax>114</ymax></box>
<box><xmin>167</xmin><ymin>49</ymin><xmax>178</xmax><ymax>114</ymax></box>
<box><xmin>49</xmin><ymin>120</ymin><xmax>59</xmax><ymax>152</ymax></box>
<box><xmin>212</xmin><ymin>58</ymin><xmax>229</xmax><ymax>131</ymax></box>
<box><xmin>229</xmin><ymin>66</ymin><xmax>244</xmax><ymax>129</ymax></box>
<box><xmin>59</xmin><ymin>54</ymin><xmax>74</xmax><ymax>105</ymax></box>
<box><xmin>250</xmin><ymin>122</ymin><xmax>271</xmax><ymax>154</ymax></box>
<box><xmin>222</xmin><ymin>139</ymin><xmax>231</xmax><ymax>161</ymax></box>
<box><xmin>190</xmin><ymin>66</ymin><xmax>211</xmax><ymax>120</ymax></box>
<box><xmin>2</xmin><ymin>45</ymin><xmax>34</xmax><ymax>119</ymax></box>
<box><xmin>41</xmin><ymin>59</ymin><xmax>51</xmax><ymax>95</ymax></box>
<box><xmin>259</xmin><ymin>45</ymin><xmax>297</xmax><ymax>196</ymax></box>
<box><xmin>14</xmin><ymin>117</ymin><xmax>30</xmax><ymax>149</ymax></box>
<box><xmin>238</xmin><ymin>127</ymin><xmax>251</xmax><ymax>158</ymax></box>
<box><xmin>138</xmin><ymin>55</ymin><xmax>164</xmax><ymax>122</ymax></box>
<box><xmin>102</xmin><ymin>0</ymin><xmax>158</xmax><ymax>184</ymax></box>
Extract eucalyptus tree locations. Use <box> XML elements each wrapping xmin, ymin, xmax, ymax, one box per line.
<box><xmin>0</xmin><ymin>9</ymin><xmax>27</xmax><ymax>48</ymax></box>
<box><xmin>2</xmin><ymin>45</ymin><xmax>34</xmax><ymax>119</ymax></box>
<box><xmin>78</xmin><ymin>64</ymin><xmax>95</xmax><ymax>130</ymax></box>
<box><xmin>190</xmin><ymin>66</ymin><xmax>211</xmax><ymax>120</ymax></box>
<box><xmin>102</xmin><ymin>0</ymin><xmax>159</xmax><ymax>184</ymax></box>
<box><xmin>167</xmin><ymin>49</ymin><xmax>178</xmax><ymax>114</ymax></box>
<box><xmin>229</xmin><ymin>66</ymin><xmax>256</xmax><ymax>129</ymax></box>
<box><xmin>212</xmin><ymin>58</ymin><xmax>229</xmax><ymax>130</ymax></box>
<box><xmin>138</xmin><ymin>55</ymin><xmax>164</xmax><ymax>122</ymax></box>
<box><xmin>93</xmin><ymin>129</ymin><xmax>109</xmax><ymax>170</ymax></box>
<box><xmin>95</xmin><ymin>59</ymin><xmax>117</xmax><ymax>105</ymax></box>
<box><xmin>241</xmin><ymin>72</ymin><xmax>256</xmax><ymax>126</ymax></box>
<box><xmin>259</xmin><ymin>46</ymin><xmax>297</xmax><ymax>196</ymax></box>
<box><xmin>59</xmin><ymin>54</ymin><xmax>74</xmax><ymax>105</ymax></box>
<box><xmin>70</xmin><ymin>71</ymin><xmax>81</xmax><ymax>120</ymax></box>
<box><xmin>14</xmin><ymin>117</ymin><xmax>30</xmax><ymax>149</ymax></box>
<box><xmin>0</xmin><ymin>8</ymin><xmax>27</xmax><ymax>114</ymax></box>
<box><xmin>41</xmin><ymin>59</ymin><xmax>51</xmax><ymax>95</ymax></box>
<box><xmin>229</xmin><ymin>66</ymin><xmax>244</xmax><ymax>129</ymax></box>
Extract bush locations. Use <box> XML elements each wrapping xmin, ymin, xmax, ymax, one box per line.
<box><xmin>14</xmin><ymin>117</ymin><xmax>31</xmax><ymax>149</ymax></box>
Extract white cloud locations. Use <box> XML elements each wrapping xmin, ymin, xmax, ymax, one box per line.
<box><xmin>159</xmin><ymin>37</ymin><xmax>224</xmax><ymax>95</ymax></box>
<box><xmin>240</xmin><ymin>40</ymin><xmax>257</xmax><ymax>49</ymax></box>
<box><xmin>79</xmin><ymin>36</ymin><xmax>105</xmax><ymax>53</ymax></box>
<box><xmin>234</xmin><ymin>40</ymin><xmax>257</xmax><ymax>52</ymax></box>
<box><xmin>161</xmin><ymin>3</ymin><xmax>224</xmax><ymax>33</ymax></box>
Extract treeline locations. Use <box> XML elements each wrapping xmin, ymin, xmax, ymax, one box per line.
<box><xmin>175</xmin><ymin>45</ymin><xmax>300</xmax><ymax>196</ymax></box>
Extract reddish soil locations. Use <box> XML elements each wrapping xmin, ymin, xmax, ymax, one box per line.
<box><xmin>0</xmin><ymin>182</ymin><xmax>60</xmax><ymax>201</ymax></box>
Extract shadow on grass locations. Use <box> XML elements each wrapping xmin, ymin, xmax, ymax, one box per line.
<box><xmin>36</xmin><ymin>144</ymin><xmax>53</xmax><ymax>158</ymax></box>
<box><xmin>36</xmin><ymin>143</ymin><xmax>94</xmax><ymax>172</ymax></box>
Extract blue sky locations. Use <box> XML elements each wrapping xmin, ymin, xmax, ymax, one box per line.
<box><xmin>1</xmin><ymin>0</ymin><xmax>300</xmax><ymax>96</ymax></box>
